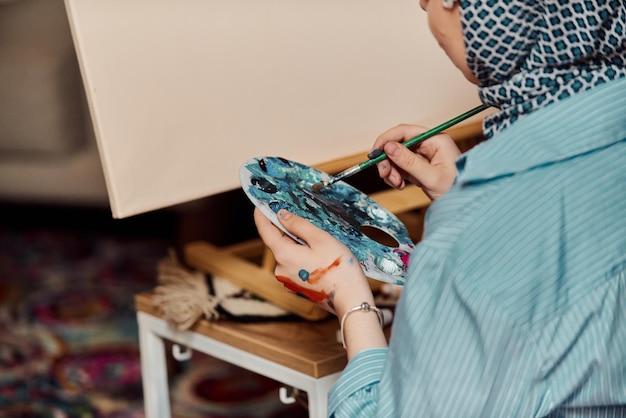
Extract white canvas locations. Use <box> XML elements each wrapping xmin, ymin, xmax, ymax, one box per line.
<box><xmin>65</xmin><ymin>0</ymin><xmax>481</xmax><ymax>218</ymax></box>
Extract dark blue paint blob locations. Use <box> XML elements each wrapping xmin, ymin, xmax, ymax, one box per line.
<box><xmin>268</xmin><ymin>200</ymin><xmax>289</xmax><ymax>213</ymax></box>
<box><xmin>251</xmin><ymin>177</ymin><xmax>278</xmax><ymax>194</ymax></box>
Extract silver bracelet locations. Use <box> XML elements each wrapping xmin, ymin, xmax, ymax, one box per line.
<box><xmin>340</xmin><ymin>302</ymin><xmax>384</xmax><ymax>349</ymax></box>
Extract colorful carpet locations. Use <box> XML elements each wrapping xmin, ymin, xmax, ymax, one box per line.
<box><xmin>0</xmin><ymin>207</ymin><xmax>308</xmax><ymax>417</ymax></box>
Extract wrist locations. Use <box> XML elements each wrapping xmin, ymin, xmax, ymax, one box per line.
<box><xmin>338</xmin><ymin>300</ymin><xmax>389</xmax><ymax>358</ymax></box>
<box><xmin>340</xmin><ymin>302</ymin><xmax>384</xmax><ymax>348</ymax></box>
<box><xmin>333</xmin><ymin>291</ymin><xmax>376</xmax><ymax>319</ymax></box>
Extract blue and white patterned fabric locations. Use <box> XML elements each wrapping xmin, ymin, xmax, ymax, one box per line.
<box><xmin>459</xmin><ymin>0</ymin><xmax>626</xmax><ymax>138</ymax></box>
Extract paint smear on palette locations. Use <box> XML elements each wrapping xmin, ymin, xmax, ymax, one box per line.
<box><xmin>240</xmin><ymin>157</ymin><xmax>414</xmax><ymax>285</ymax></box>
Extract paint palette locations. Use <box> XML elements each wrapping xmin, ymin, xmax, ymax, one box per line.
<box><xmin>240</xmin><ymin>157</ymin><xmax>413</xmax><ymax>285</ymax></box>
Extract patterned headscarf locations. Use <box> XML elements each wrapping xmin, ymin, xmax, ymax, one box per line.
<box><xmin>457</xmin><ymin>0</ymin><xmax>626</xmax><ymax>138</ymax></box>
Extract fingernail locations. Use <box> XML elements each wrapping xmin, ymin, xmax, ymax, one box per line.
<box><xmin>367</xmin><ymin>148</ymin><xmax>384</xmax><ymax>159</ymax></box>
<box><xmin>278</xmin><ymin>209</ymin><xmax>292</xmax><ymax>219</ymax></box>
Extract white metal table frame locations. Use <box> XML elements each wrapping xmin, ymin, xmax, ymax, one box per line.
<box><xmin>137</xmin><ymin>311</ymin><xmax>342</xmax><ymax>418</ymax></box>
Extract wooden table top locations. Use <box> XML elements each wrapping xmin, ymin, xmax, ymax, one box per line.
<box><xmin>135</xmin><ymin>292</ymin><xmax>347</xmax><ymax>378</ymax></box>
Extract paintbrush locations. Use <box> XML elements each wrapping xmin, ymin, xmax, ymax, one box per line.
<box><xmin>312</xmin><ymin>104</ymin><xmax>490</xmax><ymax>191</ymax></box>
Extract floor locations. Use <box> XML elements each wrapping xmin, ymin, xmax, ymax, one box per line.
<box><xmin>0</xmin><ymin>202</ymin><xmax>308</xmax><ymax>417</ymax></box>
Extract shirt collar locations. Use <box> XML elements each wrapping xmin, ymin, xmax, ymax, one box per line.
<box><xmin>457</xmin><ymin>77</ymin><xmax>626</xmax><ymax>186</ymax></box>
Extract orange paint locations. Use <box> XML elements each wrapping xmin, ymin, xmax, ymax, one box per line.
<box><xmin>306</xmin><ymin>257</ymin><xmax>341</xmax><ymax>284</ymax></box>
<box><xmin>276</xmin><ymin>275</ymin><xmax>330</xmax><ymax>303</ymax></box>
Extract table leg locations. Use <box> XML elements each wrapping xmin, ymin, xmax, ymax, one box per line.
<box><xmin>306</xmin><ymin>373</ymin><xmax>341</xmax><ymax>418</ymax></box>
<box><xmin>137</xmin><ymin>312</ymin><xmax>172</xmax><ymax>418</ymax></box>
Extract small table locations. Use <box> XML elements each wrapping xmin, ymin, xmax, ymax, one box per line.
<box><xmin>135</xmin><ymin>292</ymin><xmax>346</xmax><ymax>418</ymax></box>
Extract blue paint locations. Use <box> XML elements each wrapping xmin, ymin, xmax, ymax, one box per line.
<box><xmin>298</xmin><ymin>269</ymin><xmax>310</xmax><ymax>281</ymax></box>
<box><xmin>367</xmin><ymin>148</ymin><xmax>384</xmax><ymax>159</ymax></box>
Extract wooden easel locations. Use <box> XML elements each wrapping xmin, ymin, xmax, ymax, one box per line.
<box><xmin>183</xmin><ymin>121</ymin><xmax>484</xmax><ymax>321</ymax></box>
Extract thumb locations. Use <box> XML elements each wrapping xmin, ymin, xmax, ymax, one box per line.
<box><xmin>276</xmin><ymin>209</ymin><xmax>323</xmax><ymax>245</ymax></box>
<box><xmin>384</xmin><ymin>141</ymin><xmax>433</xmax><ymax>179</ymax></box>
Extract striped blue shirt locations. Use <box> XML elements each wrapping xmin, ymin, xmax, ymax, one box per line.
<box><xmin>328</xmin><ymin>77</ymin><xmax>626</xmax><ymax>417</ymax></box>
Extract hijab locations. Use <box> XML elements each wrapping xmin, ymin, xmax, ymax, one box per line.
<box><xmin>458</xmin><ymin>0</ymin><xmax>626</xmax><ymax>138</ymax></box>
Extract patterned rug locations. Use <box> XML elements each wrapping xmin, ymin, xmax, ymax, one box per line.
<box><xmin>0</xmin><ymin>206</ymin><xmax>308</xmax><ymax>417</ymax></box>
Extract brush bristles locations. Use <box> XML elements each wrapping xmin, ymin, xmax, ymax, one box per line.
<box><xmin>311</xmin><ymin>181</ymin><xmax>326</xmax><ymax>192</ymax></box>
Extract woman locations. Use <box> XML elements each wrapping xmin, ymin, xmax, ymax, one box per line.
<box><xmin>255</xmin><ymin>0</ymin><xmax>626</xmax><ymax>416</ymax></box>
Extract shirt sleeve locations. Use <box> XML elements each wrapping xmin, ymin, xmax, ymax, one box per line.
<box><xmin>327</xmin><ymin>347</ymin><xmax>388</xmax><ymax>417</ymax></box>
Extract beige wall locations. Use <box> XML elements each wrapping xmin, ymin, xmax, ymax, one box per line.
<box><xmin>0</xmin><ymin>0</ymin><xmax>108</xmax><ymax>206</ymax></box>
